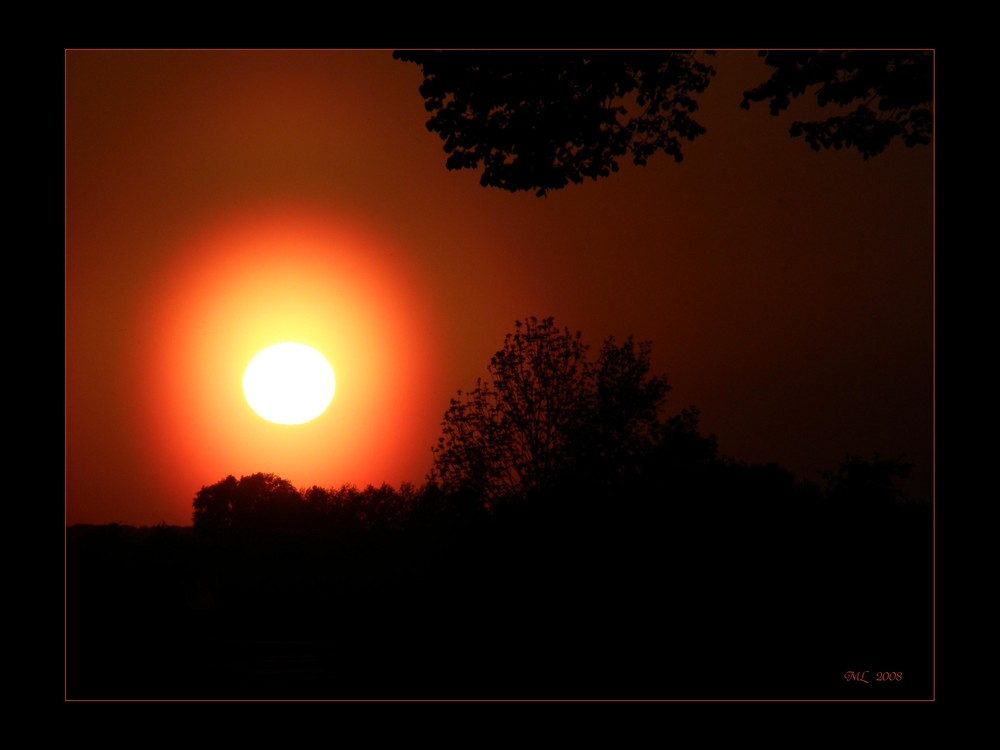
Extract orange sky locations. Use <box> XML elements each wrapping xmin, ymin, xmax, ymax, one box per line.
<box><xmin>65</xmin><ymin>50</ymin><xmax>933</xmax><ymax>525</ymax></box>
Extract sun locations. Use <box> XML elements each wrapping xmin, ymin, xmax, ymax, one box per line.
<box><xmin>242</xmin><ymin>342</ymin><xmax>336</xmax><ymax>425</ymax></box>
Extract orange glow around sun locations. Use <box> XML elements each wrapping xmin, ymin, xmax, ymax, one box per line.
<box><xmin>135</xmin><ymin>203</ymin><xmax>441</xmax><ymax>517</ymax></box>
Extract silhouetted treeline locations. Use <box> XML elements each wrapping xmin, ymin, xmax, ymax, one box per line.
<box><xmin>70</xmin><ymin>315</ymin><xmax>927</xmax><ymax>699</ymax></box>
<box><xmin>68</xmin><ymin>449</ymin><xmax>931</xmax><ymax>700</ymax></box>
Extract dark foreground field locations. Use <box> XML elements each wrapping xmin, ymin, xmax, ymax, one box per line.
<box><xmin>67</xmin><ymin>482</ymin><xmax>932</xmax><ymax>700</ymax></box>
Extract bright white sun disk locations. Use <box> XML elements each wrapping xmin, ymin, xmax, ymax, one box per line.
<box><xmin>242</xmin><ymin>342</ymin><xmax>336</xmax><ymax>424</ymax></box>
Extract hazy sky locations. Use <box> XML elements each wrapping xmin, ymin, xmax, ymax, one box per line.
<box><xmin>66</xmin><ymin>50</ymin><xmax>933</xmax><ymax>525</ymax></box>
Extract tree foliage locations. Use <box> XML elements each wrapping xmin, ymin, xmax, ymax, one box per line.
<box><xmin>740</xmin><ymin>50</ymin><xmax>933</xmax><ymax>159</ymax></box>
<box><xmin>393</xmin><ymin>50</ymin><xmax>716</xmax><ymax>196</ymax></box>
<box><xmin>395</xmin><ymin>50</ymin><xmax>931</xmax><ymax>195</ymax></box>
<box><xmin>302</xmin><ymin>481</ymin><xmax>419</xmax><ymax>532</ymax></box>
<box><xmin>820</xmin><ymin>452</ymin><xmax>914</xmax><ymax>509</ymax></box>
<box><xmin>193</xmin><ymin>474</ymin><xmax>429</xmax><ymax>537</ymax></box>
<box><xmin>192</xmin><ymin>472</ymin><xmax>302</xmax><ymax>532</ymax></box>
<box><xmin>430</xmin><ymin>317</ymin><xmax>672</xmax><ymax>502</ymax></box>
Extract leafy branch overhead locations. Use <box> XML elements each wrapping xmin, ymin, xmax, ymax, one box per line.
<box><xmin>740</xmin><ymin>50</ymin><xmax>933</xmax><ymax>159</ymax></box>
<box><xmin>393</xmin><ymin>50</ymin><xmax>717</xmax><ymax>196</ymax></box>
<box><xmin>395</xmin><ymin>50</ymin><xmax>932</xmax><ymax>195</ymax></box>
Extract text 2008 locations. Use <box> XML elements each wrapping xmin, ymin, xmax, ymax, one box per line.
<box><xmin>844</xmin><ymin>671</ymin><xmax>903</xmax><ymax>683</ymax></box>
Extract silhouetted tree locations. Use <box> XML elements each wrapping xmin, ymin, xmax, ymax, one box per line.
<box><xmin>430</xmin><ymin>317</ymin><xmax>673</xmax><ymax>503</ymax></box>
<box><xmin>301</xmin><ymin>481</ymin><xmax>422</xmax><ymax>533</ymax></box>
<box><xmin>192</xmin><ymin>474</ymin><xmax>239</xmax><ymax>532</ymax></box>
<box><xmin>394</xmin><ymin>50</ymin><xmax>715</xmax><ymax>196</ymax></box>
<box><xmin>192</xmin><ymin>472</ymin><xmax>303</xmax><ymax>533</ymax></box>
<box><xmin>740</xmin><ymin>51</ymin><xmax>932</xmax><ymax>158</ymax></box>
<box><xmin>645</xmin><ymin>406</ymin><xmax>719</xmax><ymax>481</ymax></box>
<box><xmin>820</xmin><ymin>452</ymin><xmax>914</xmax><ymax>510</ymax></box>
<box><xmin>585</xmin><ymin>335</ymin><xmax>672</xmax><ymax>477</ymax></box>
<box><xmin>395</xmin><ymin>49</ymin><xmax>931</xmax><ymax>195</ymax></box>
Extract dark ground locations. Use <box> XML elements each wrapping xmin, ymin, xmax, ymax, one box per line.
<box><xmin>67</xmin><ymin>484</ymin><xmax>932</xmax><ymax>700</ymax></box>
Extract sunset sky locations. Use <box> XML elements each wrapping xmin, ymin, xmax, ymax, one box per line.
<box><xmin>65</xmin><ymin>50</ymin><xmax>933</xmax><ymax>526</ymax></box>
